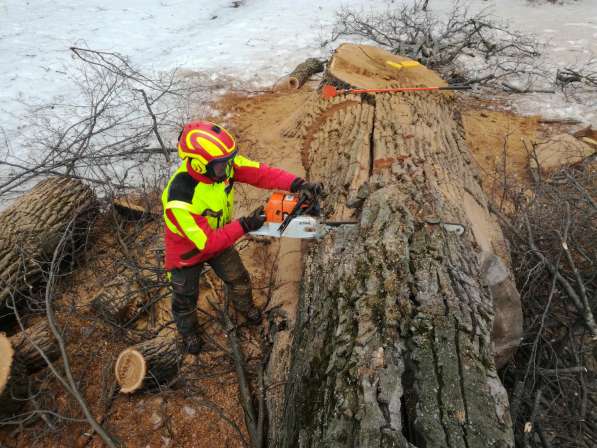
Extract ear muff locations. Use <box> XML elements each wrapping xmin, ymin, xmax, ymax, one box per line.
<box><xmin>190</xmin><ymin>158</ymin><xmax>207</xmax><ymax>174</ymax></box>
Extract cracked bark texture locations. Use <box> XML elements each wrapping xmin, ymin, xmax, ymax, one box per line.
<box><xmin>0</xmin><ymin>177</ymin><xmax>97</xmax><ymax>318</ymax></box>
<box><xmin>274</xmin><ymin>46</ymin><xmax>514</xmax><ymax>448</ymax></box>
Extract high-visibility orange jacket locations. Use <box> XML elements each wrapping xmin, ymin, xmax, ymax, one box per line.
<box><xmin>162</xmin><ymin>155</ymin><xmax>298</xmax><ymax>270</ymax></box>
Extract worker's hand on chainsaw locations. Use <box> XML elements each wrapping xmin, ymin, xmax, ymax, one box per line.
<box><xmin>291</xmin><ymin>178</ymin><xmax>324</xmax><ymax>201</ymax></box>
<box><xmin>239</xmin><ymin>206</ymin><xmax>266</xmax><ymax>233</ymax></box>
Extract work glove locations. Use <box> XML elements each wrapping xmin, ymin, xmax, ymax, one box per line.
<box><xmin>239</xmin><ymin>206</ymin><xmax>266</xmax><ymax>233</ymax></box>
<box><xmin>290</xmin><ymin>178</ymin><xmax>324</xmax><ymax>201</ymax></box>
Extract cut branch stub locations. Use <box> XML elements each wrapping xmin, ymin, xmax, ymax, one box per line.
<box><xmin>0</xmin><ymin>333</ymin><xmax>28</xmax><ymax>418</ymax></box>
<box><xmin>115</xmin><ymin>335</ymin><xmax>180</xmax><ymax>393</ymax></box>
<box><xmin>274</xmin><ymin>44</ymin><xmax>517</xmax><ymax>447</ymax></box>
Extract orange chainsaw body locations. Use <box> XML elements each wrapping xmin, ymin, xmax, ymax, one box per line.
<box><xmin>264</xmin><ymin>192</ymin><xmax>300</xmax><ymax>223</ymax></box>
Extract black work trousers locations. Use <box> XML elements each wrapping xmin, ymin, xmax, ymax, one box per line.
<box><xmin>169</xmin><ymin>247</ymin><xmax>253</xmax><ymax>338</ymax></box>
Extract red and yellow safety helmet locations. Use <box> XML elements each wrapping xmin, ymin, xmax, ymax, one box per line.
<box><xmin>177</xmin><ymin>120</ymin><xmax>237</xmax><ymax>173</ymax></box>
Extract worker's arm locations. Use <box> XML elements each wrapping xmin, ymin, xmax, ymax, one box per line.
<box><xmin>165</xmin><ymin>206</ymin><xmax>245</xmax><ymax>259</ymax></box>
<box><xmin>232</xmin><ymin>155</ymin><xmax>299</xmax><ymax>191</ymax></box>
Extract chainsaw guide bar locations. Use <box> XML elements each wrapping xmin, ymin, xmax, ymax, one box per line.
<box><xmin>249</xmin><ymin>215</ymin><xmax>324</xmax><ymax>239</ymax></box>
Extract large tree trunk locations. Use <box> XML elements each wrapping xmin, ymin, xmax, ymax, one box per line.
<box><xmin>0</xmin><ymin>177</ymin><xmax>97</xmax><ymax>318</ymax></box>
<box><xmin>9</xmin><ymin>319</ymin><xmax>60</xmax><ymax>373</ymax></box>
<box><xmin>273</xmin><ymin>44</ymin><xmax>517</xmax><ymax>447</ymax></box>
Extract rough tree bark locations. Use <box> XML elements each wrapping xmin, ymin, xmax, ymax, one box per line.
<box><xmin>9</xmin><ymin>319</ymin><xmax>61</xmax><ymax>373</ymax></box>
<box><xmin>0</xmin><ymin>177</ymin><xmax>97</xmax><ymax>318</ymax></box>
<box><xmin>114</xmin><ymin>334</ymin><xmax>180</xmax><ymax>393</ymax></box>
<box><xmin>273</xmin><ymin>44</ymin><xmax>516</xmax><ymax>447</ymax></box>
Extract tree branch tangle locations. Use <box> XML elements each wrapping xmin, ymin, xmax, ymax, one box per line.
<box><xmin>275</xmin><ymin>44</ymin><xmax>515</xmax><ymax>447</ymax></box>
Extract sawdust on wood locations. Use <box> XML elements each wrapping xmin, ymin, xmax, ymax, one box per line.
<box><xmin>328</xmin><ymin>43</ymin><xmax>446</xmax><ymax>89</ymax></box>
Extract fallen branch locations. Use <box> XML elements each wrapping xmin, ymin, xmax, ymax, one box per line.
<box><xmin>325</xmin><ymin>1</ymin><xmax>546</xmax><ymax>87</ymax></box>
<box><xmin>134</xmin><ymin>88</ymin><xmax>170</xmax><ymax>162</ymax></box>
<box><xmin>523</xmin><ymin>213</ymin><xmax>597</xmax><ymax>339</ymax></box>
<box><xmin>490</xmin><ymin>204</ymin><xmax>597</xmax><ymax>339</ymax></box>
<box><xmin>43</xmin><ymin>220</ymin><xmax>119</xmax><ymax>448</ymax></box>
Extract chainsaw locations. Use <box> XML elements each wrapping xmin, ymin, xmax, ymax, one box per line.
<box><xmin>248</xmin><ymin>191</ymin><xmax>356</xmax><ymax>239</ymax></box>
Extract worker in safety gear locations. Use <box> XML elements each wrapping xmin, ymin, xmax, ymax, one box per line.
<box><xmin>162</xmin><ymin>120</ymin><xmax>322</xmax><ymax>354</ymax></box>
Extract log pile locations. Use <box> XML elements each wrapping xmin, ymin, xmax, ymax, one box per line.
<box><xmin>272</xmin><ymin>44</ymin><xmax>520</xmax><ymax>447</ymax></box>
<box><xmin>0</xmin><ymin>177</ymin><xmax>97</xmax><ymax>318</ymax></box>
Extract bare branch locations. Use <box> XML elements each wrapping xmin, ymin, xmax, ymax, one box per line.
<box><xmin>43</xmin><ymin>219</ymin><xmax>119</xmax><ymax>448</ymax></box>
<box><xmin>324</xmin><ymin>1</ymin><xmax>547</xmax><ymax>88</ymax></box>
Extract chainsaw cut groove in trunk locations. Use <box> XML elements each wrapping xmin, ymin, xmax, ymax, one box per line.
<box><xmin>272</xmin><ymin>44</ymin><xmax>517</xmax><ymax>448</ymax></box>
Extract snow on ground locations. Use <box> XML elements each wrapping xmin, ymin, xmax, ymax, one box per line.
<box><xmin>1</xmin><ymin>0</ymin><xmax>596</xmax><ymax>148</ymax></box>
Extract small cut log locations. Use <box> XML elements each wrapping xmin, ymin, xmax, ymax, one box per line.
<box><xmin>9</xmin><ymin>319</ymin><xmax>60</xmax><ymax>373</ymax></box>
<box><xmin>114</xmin><ymin>335</ymin><xmax>180</xmax><ymax>393</ymax></box>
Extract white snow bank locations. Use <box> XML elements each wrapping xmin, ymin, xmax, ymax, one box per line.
<box><xmin>1</xmin><ymin>0</ymin><xmax>596</xmax><ymax>154</ymax></box>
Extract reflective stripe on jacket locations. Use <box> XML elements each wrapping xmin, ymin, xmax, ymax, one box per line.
<box><xmin>162</xmin><ymin>155</ymin><xmax>298</xmax><ymax>270</ymax></box>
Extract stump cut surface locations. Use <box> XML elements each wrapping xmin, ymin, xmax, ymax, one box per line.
<box><xmin>327</xmin><ymin>43</ymin><xmax>445</xmax><ymax>89</ymax></box>
<box><xmin>115</xmin><ymin>348</ymin><xmax>146</xmax><ymax>393</ymax></box>
<box><xmin>0</xmin><ymin>334</ymin><xmax>13</xmax><ymax>394</ymax></box>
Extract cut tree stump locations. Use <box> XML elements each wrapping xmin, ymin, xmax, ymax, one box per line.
<box><xmin>273</xmin><ymin>44</ymin><xmax>517</xmax><ymax>447</ymax></box>
<box><xmin>0</xmin><ymin>333</ymin><xmax>28</xmax><ymax>418</ymax></box>
<box><xmin>9</xmin><ymin>319</ymin><xmax>60</xmax><ymax>373</ymax></box>
<box><xmin>91</xmin><ymin>267</ymin><xmax>164</xmax><ymax>327</ymax></box>
<box><xmin>0</xmin><ymin>177</ymin><xmax>97</xmax><ymax>319</ymax></box>
<box><xmin>91</xmin><ymin>290</ymin><xmax>134</xmax><ymax>326</ymax></box>
<box><xmin>279</xmin><ymin>58</ymin><xmax>325</xmax><ymax>90</ymax></box>
<box><xmin>114</xmin><ymin>334</ymin><xmax>180</xmax><ymax>393</ymax></box>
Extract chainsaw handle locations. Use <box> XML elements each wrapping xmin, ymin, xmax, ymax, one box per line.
<box><xmin>279</xmin><ymin>194</ymin><xmax>308</xmax><ymax>235</ymax></box>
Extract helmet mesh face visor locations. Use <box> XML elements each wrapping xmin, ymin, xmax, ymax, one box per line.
<box><xmin>207</xmin><ymin>155</ymin><xmax>235</xmax><ymax>181</ymax></box>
